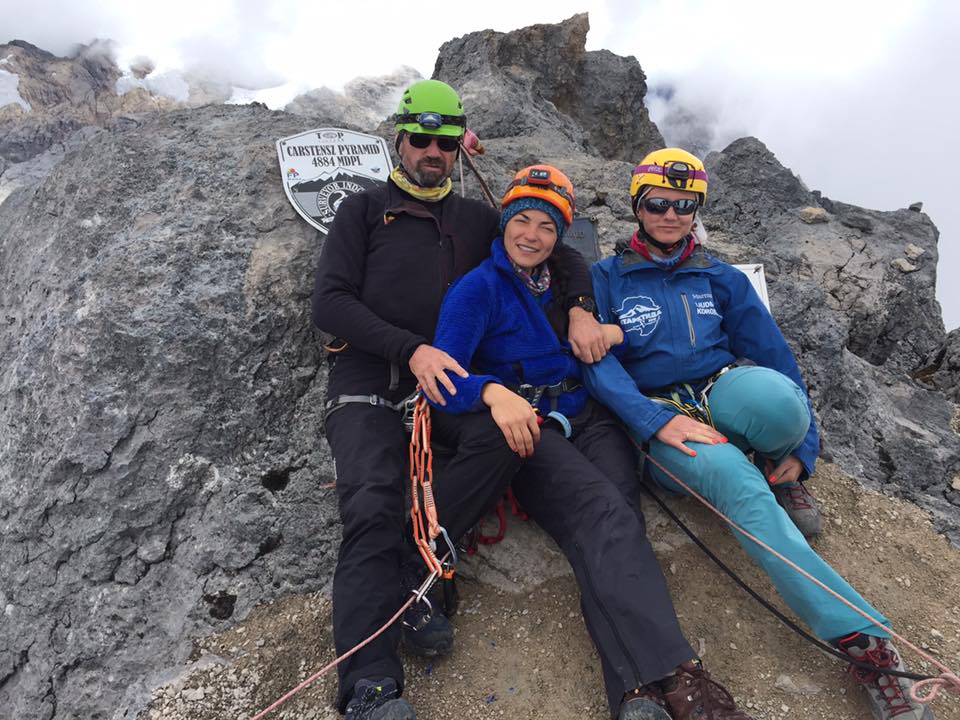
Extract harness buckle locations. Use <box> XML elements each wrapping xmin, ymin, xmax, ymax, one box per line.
<box><xmin>517</xmin><ymin>383</ymin><xmax>546</xmax><ymax>407</ymax></box>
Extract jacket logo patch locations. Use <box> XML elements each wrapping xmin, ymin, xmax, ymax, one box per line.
<box><xmin>692</xmin><ymin>292</ymin><xmax>720</xmax><ymax>317</ymax></box>
<box><xmin>614</xmin><ymin>295</ymin><xmax>662</xmax><ymax>336</ymax></box>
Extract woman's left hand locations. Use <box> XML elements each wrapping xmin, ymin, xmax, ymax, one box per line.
<box><xmin>765</xmin><ymin>456</ymin><xmax>804</xmax><ymax>485</ymax></box>
<box><xmin>568</xmin><ymin>307</ymin><xmax>608</xmax><ymax>364</ymax></box>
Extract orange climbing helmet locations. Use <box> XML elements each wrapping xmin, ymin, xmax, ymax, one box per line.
<box><xmin>501</xmin><ymin>164</ymin><xmax>576</xmax><ymax>226</ymax></box>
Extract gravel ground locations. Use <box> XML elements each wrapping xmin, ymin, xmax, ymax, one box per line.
<box><xmin>142</xmin><ymin>463</ymin><xmax>960</xmax><ymax>720</ymax></box>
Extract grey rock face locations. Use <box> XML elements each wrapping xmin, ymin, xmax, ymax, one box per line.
<box><xmin>0</xmin><ymin>40</ymin><xmax>178</xmax><ymax>166</ymax></box>
<box><xmin>0</xmin><ymin>105</ymin><xmax>339</xmax><ymax>720</ymax></box>
<box><xmin>434</xmin><ymin>14</ymin><xmax>663</xmax><ymax>162</ymax></box>
<box><xmin>917</xmin><ymin>328</ymin><xmax>960</xmax><ymax>403</ymax></box>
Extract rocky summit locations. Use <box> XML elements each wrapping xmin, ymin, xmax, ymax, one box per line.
<box><xmin>0</xmin><ymin>13</ymin><xmax>957</xmax><ymax>720</ymax></box>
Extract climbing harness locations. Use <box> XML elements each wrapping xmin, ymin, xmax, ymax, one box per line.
<box><xmin>649</xmin><ymin>359</ymin><xmax>753</xmax><ymax>427</ymax></box>
<box><xmin>651</xmin><ymin>381</ymin><xmax>714</xmax><ymax>427</ymax></box>
<box><xmin>323</xmin><ymin>389</ymin><xmax>420</xmax><ymax>431</ymax></box>
<box><xmin>510</xmin><ymin>378</ymin><xmax>581</xmax><ymax>414</ymax></box>
<box><xmin>631</xmin><ymin>438</ymin><xmax>960</xmax><ymax>705</ymax></box>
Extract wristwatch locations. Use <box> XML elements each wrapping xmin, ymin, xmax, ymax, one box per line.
<box><xmin>566</xmin><ymin>294</ymin><xmax>597</xmax><ymax>315</ymax></box>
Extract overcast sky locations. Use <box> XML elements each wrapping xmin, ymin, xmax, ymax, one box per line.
<box><xmin>3</xmin><ymin>0</ymin><xmax>957</xmax><ymax>329</ymax></box>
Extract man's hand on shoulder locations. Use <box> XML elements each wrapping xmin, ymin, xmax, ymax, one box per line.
<box><xmin>409</xmin><ymin>344</ymin><xmax>468</xmax><ymax>405</ymax></box>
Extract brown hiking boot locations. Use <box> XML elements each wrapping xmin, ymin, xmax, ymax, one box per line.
<box><xmin>619</xmin><ymin>686</ymin><xmax>671</xmax><ymax>720</ymax></box>
<box><xmin>661</xmin><ymin>661</ymin><xmax>754</xmax><ymax>720</ymax></box>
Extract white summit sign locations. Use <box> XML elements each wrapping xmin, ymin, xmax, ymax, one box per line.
<box><xmin>276</xmin><ymin>128</ymin><xmax>393</xmax><ymax>234</ymax></box>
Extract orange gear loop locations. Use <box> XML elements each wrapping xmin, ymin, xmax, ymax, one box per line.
<box><xmin>409</xmin><ymin>394</ymin><xmax>456</xmax><ymax>581</ymax></box>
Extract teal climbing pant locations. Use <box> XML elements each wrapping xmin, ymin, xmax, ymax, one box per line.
<box><xmin>643</xmin><ymin>365</ymin><xmax>890</xmax><ymax>641</ymax></box>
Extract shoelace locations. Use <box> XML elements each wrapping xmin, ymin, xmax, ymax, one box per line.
<box><xmin>668</xmin><ymin>664</ymin><xmax>743</xmax><ymax>717</ymax></box>
<box><xmin>784</xmin><ymin>484</ymin><xmax>814</xmax><ymax>510</ymax></box>
<box><xmin>848</xmin><ymin>643</ymin><xmax>916</xmax><ymax>717</ymax></box>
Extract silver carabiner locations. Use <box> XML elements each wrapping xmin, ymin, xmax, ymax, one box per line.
<box><xmin>400</xmin><ymin>390</ymin><xmax>422</xmax><ymax>434</ymax></box>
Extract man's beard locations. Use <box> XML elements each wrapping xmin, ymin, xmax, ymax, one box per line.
<box><xmin>409</xmin><ymin>159</ymin><xmax>450</xmax><ymax>188</ymax></box>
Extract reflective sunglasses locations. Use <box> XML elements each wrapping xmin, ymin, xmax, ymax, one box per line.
<box><xmin>642</xmin><ymin>197</ymin><xmax>699</xmax><ymax>215</ymax></box>
<box><xmin>407</xmin><ymin>133</ymin><xmax>460</xmax><ymax>152</ymax></box>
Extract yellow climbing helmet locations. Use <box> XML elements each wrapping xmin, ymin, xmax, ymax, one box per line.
<box><xmin>629</xmin><ymin>147</ymin><xmax>708</xmax><ymax>209</ymax></box>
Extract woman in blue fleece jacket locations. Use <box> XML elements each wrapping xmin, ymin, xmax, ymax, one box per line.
<box><xmin>583</xmin><ymin>147</ymin><xmax>932</xmax><ymax>720</ymax></box>
<box><xmin>429</xmin><ymin>165</ymin><xmax>755</xmax><ymax>720</ymax></box>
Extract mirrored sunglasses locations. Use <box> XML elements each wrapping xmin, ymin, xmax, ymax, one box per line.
<box><xmin>642</xmin><ymin>197</ymin><xmax>699</xmax><ymax>215</ymax></box>
<box><xmin>408</xmin><ymin>133</ymin><xmax>460</xmax><ymax>152</ymax></box>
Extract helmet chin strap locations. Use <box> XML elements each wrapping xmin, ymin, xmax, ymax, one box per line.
<box><xmin>637</xmin><ymin>223</ymin><xmax>688</xmax><ymax>255</ymax></box>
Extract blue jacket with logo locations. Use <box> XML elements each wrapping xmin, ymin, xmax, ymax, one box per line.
<box><xmin>583</xmin><ymin>246</ymin><xmax>819</xmax><ymax>475</ymax></box>
<box><xmin>430</xmin><ymin>238</ymin><xmax>587</xmax><ymax>417</ymax></box>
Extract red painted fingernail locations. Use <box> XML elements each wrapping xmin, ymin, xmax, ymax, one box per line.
<box><xmin>720</xmin><ymin>437</ymin><xmax>728</xmax><ymax>443</ymax></box>
<box><xmin>690</xmin><ymin>451</ymin><xmax>697</xmax><ymax>457</ymax></box>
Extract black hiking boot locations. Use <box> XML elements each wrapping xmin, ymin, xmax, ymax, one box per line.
<box><xmin>400</xmin><ymin>559</ymin><xmax>455</xmax><ymax>657</ymax></box>
<box><xmin>401</xmin><ymin>601</ymin><xmax>454</xmax><ymax>657</ymax></box>
<box><xmin>344</xmin><ymin>678</ymin><xmax>416</xmax><ymax>720</ymax></box>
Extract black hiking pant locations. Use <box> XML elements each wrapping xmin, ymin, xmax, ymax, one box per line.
<box><xmin>325</xmin><ymin>403</ymin><xmax>521</xmax><ymax>711</ymax></box>
<box><xmin>512</xmin><ymin>401</ymin><xmax>695</xmax><ymax>717</ymax></box>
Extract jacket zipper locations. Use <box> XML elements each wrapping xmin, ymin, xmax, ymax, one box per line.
<box><xmin>574</xmin><ymin>541</ymin><xmax>641</xmax><ymax>682</ymax></box>
<box><xmin>680</xmin><ymin>292</ymin><xmax>697</xmax><ymax>348</ymax></box>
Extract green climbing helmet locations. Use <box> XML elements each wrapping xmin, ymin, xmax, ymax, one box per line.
<box><xmin>394</xmin><ymin>79</ymin><xmax>466</xmax><ymax>138</ymax></box>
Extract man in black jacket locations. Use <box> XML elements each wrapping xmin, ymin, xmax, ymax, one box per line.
<box><xmin>312</xmin><ymin>79</ymin><xmax>606</xmax><ymax>720</ymax></box>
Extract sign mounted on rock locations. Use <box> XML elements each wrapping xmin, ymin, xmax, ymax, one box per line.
<box><xmin>276</xmin><ymin>128</ymin><xmax>393</xmax><ymax>234</ymax></box>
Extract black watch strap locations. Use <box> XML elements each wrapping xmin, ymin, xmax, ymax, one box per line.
<box><xmin>567</xmin><ymin>294</ymin><xmax>597</xmax><ymax>314</ymax></box>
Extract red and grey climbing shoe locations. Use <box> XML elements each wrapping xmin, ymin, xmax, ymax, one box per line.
<box><xmin>837</xmin><ymin>634</ymin><xmax>935</xmax><ymax>719</ymax></box>
<box><xmin>772</xmin><ymin>481</ymin><xmax>822</xmax><ymax>538</ymax></box>
<box><xmin>660</xmin><ymin>661</ymin><xmax>755</xmax><ymax>719</ymax></box>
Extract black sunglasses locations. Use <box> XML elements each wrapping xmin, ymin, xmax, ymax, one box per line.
<box><xmin>408</xmin><ymin>133</ymin><xmax>460</xmax><ymax>152</ymax></box>
<box><xmin>642</xmin><ymin>197</ymin><xmax>699</xmax><ymax>215</ymax></box>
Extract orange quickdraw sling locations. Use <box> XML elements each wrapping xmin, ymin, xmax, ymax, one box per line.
<box><xmin>408</xmin><ymin>395</ymin><xmax>457</xmax><ymax>582</ymax></box>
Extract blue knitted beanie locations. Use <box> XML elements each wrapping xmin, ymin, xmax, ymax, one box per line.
<box><xmin>500</xmin><ymin>197</ymin><xmax>568</xmax><ymax>238</ymax></box>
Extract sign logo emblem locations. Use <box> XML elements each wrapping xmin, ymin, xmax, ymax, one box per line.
<box><xmin>276</xmin><ymin>128</ymin><xmax>393</xmax><ymax>234</ymax></box>
<box><xmin>615</xmin><ymin>295</ymin><xmax>662</xmax><ymax>335</ymax></box>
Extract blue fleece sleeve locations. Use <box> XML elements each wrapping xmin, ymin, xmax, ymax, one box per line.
<box><xmin>717</xmin><ymin>267</ymin><xmax>820</xmax><ymax>476</ymax></box>
<box><xmin>582</xmin><ymin>261</ymin><xmax>676</xmax><ymax>441</ymax></box>
<box><xmin>429</xmin><ymin>272</ymin><xmax>501</xmax><ymax>415</ymax></box>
